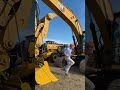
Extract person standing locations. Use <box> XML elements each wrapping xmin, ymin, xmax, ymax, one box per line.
<box><xmin>63</xmin><ymin>44</ymin><xmax>75</xmax><ymax>77</ymax></box>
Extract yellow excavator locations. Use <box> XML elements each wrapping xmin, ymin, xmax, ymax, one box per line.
<box><xmin>86</xmin><ymin>0</ymin><xmax>120</xmax><ymax>89</ymax></box>
<box><xmin>42</xmin><ymin>0</ymin><xmax>83</xmax><ymax>54</ymax></box>
<box><xmin>0</xmin><ymin>0</ymin><xmax>84</xmax><ymax>89</ymax></box>
<box><xmin>41</xmin><ymin>0</ymin><xmax>84</xmax><ymax>61</ymax></box>
<box><xmin>35</xmin><ymin>0</ymin><xmax>84</xmax><ymax>85</ymax></box>
<box><xmin>0</xmin><ymin>0</ymin><xmax>60</xmax><ymax>88</ymax></box>
<box><xmin>0</xmin><ymin>0</ymin><xmax>36</xmax><ymax>89</ymax></box>
<box><xmin>35</xmin><ymin>12</ymin><xmax>59</xmax><ymax>85</ymax></box>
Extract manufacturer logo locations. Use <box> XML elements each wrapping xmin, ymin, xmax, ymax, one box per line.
<box><xmin>58</xmin><ymin>2</ymin><xmax>65</xmax><ymax>12</ymax></box>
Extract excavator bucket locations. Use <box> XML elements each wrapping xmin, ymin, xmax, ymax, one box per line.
<box><xmin>35</xmin><ymin>61</ymin><xmax>58</xmax><ymax>85</ymax></box>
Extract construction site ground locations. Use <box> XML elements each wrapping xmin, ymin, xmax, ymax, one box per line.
<box><xmin>35</xmin><ymin>62</ymin><xmax>85</xmax><ymax>90</ymax></box>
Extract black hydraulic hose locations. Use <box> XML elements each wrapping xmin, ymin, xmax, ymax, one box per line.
<box><xmin>88</xmin><ymin>9</ymin><xmax>102</xmax><ymax>68</ymax></box>
<box><xmin>90</xmin><ymin>21</ymin><xmax>102</xmax><ymax>68</ymax></box>
<box><xmin>72</xmin><ymin>33</ymin><xmax>77</xmax><ymax>55</ymax></box>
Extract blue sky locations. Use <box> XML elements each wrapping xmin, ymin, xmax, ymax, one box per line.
<box><xmin>38</xmin><ymin>0</ymin><xmax>85</xmax><ymax>44</ymax></box>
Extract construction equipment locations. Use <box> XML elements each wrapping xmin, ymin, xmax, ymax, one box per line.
<box><xmin>0</xmin><ymin>0</ymin><xmax>84</xmax><ymax>88</ymax></box>
<box><xmin>86</xmin><ymin>0</ymin><xmax>120</xmax><ymax>72</ymax></box>
<box><xmin>41</xmin><ymin>40</ymin><xmax>64</xmax><ymax>60</ymax></box>
<box><xmin>86</xmin><ymin>0</ymin><xmax>120</xmax><ymax>89</ymax></box>
<box><xmin>35</xmin><ymin>13</ymin><xmax>58</xmax><ymax>85</ymax></box>
<box><xmin>42</xmin><ymin>0</ymin><xmax>83</xmax><ymax>55</ymax></box>
<box><xmin>42</xmin><ymin>0</ymin><xmax>84</xmax><ymax>60</ymax></box>
<box><xmin>35</xmin><ymin>61</ymin><xmax>58</xmax><ymax>85</ymax></box>
<box><xmin>41</xmin><ymin>41</ymin><xmax>69</xmax><ymax>67</ymax></box>
<box><xmin>35</xmin><ymin>0</ymin><xmax>85</xmax><ymax>85</ymax></box>
<box><xmin>35</xmin><ymin>13</ymin><xmax>57</xmax><ymax>57</ymax></box>
<box><xmin>43</xmin><ymin>0</ymin><xmax>85</xmax><ymax>68</ymax></box>
<box><xmin>86</xmin><ymin>0</ymin><xmax>113</xmax><ymax>70</ymax></box>
<box><xmin>0</xmin><ymin>0</ymin><xmax>35</xmax><ymax>89</ymax></box>
<box><xmin>0</xmin><ymin>0</ymin><xmax>58</xmax><ymax>88</ymax></box>
<box><xmin>35</xmin><ymin>0</ymin><xmax>84</xmax><ymax>64</ymax></box>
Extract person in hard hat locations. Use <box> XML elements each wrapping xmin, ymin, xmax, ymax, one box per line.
<box><xmin>63</xmin><ymin>44</ymin><xmax>75</xmax><ymax>77</ymax></box>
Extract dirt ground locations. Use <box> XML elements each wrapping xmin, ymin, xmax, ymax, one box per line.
<box><xmin>35</xmin><ymin>63</ymin><xmax>85</xmax><ymax>90</ymax></box>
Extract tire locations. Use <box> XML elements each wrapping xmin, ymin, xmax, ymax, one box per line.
<box><xmin>50</xmin><ymin>52</ymin><xmax>66</xmax><ymax>68</ymax></box>
<box><xmin>50</xmin><ymin>52</ymin><xmax>60</xmax><ymax>63</ymax></box>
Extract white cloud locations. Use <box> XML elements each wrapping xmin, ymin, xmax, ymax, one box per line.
<box><xmin>43</xmin><ymin>38</ymin><xmax>69</xmax><ymax>44</ymax></box>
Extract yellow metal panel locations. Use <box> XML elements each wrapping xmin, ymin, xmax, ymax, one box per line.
<box><xmin>35</xmin><ymin>61</ymin><xmax>58</xmax><ymax>85</ymax></box>
<box><xmin>46</xmin><ymin>44</ymin><xmax>63</xmax><ymax>50</ymax></box>
<box><xmin>42</xmin><ymin>51</ymin><xmax>53</xmax><ymax>59</ymax></box>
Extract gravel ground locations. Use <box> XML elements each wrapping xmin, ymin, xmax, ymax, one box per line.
<box><xmin>35</xmin><ymin>63</ymin><xmax>85</xmax><ymax>90</ymax></box>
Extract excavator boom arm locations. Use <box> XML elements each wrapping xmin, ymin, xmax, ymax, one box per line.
<box><xmin>42</xmin><ymin>0</ymin><xmax>83</xmax><ymax>53</ymax></box>
<box><xmin>35</xmin><ymin>13</ymin><xmax>57</xmax><ymax>46</ymax></box>
<box><xmin>35</xmin><ymin>13</ymin><xmax>57</xmax><ymax>56</ymax></box>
